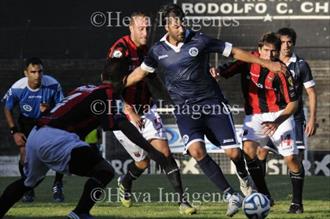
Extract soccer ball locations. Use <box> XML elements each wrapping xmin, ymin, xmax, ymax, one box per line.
<box><xmin>242</xmin><ymin>193</ymin><xmax>270</xmax><ymax>219</ymax></box>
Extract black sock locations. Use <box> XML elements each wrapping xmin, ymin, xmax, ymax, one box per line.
<box><xmin>18</xmin><ymin>161</ymin><xmax>25</xmax><ymax>178</ymax></box>
<box><xmin>74</xmin><ymin>178</ymin><xmax>103</xmax><ymax>214</ymax></box>
<box><xmin>0</xmin><ymin>178</ymin><xmax>31</xmax><ymax>217</ymax></box>
<box><xmin>163</xmin><ymin>155</ymin><xmax>185</xmax><ymax>203</ymax></box>
<box><xmin>290</xmin><ymin>167</ymin><xmax>304</xmax><ymax>205</ymax></box>
<box><xmin>122</xmin><ymin>162</ymin><xmax>145</xmax><ymax>193</ymax></box>
<box><xmin>259</xmin><ymin>159</ymin><xmax>267</xmax><ymax>177</ymax></box>
<box><xmin>197</xmin><ymin>154</ymin><xmax>234</xmax><ymax>194</ymax></box>
<box><xmin>53</xmin><ymin>172</ymin><xmax>64</xmax><ymax>186</ymax></box>
<box><xmin>246</xmin><ymin>158</ymin><xmax>271</xmax><ymax>197</ymax></box>
<box><xmin>231</xmin><ymin>149</ymin><xmax>248</xmax><ymax>179</ymax></box>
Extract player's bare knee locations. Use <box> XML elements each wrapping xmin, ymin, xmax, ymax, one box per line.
<box><xmin>189</xmin><ymin>148</ymin><xmax>206</xmax><ymax>161</ymax></box>
<box><xmin>225</xmin><ymin>148</ymin><xmax>240</xmax><ymax>160</ymax></box>
<box><xmin>135</xmin><ymin>159</ymin><xmax>149</xmax><ymax>169</ymax></box>
<box><xmin>257</xmin><ymin>147</ymin><xmax>269</xmax><ymax>160</ymax></box>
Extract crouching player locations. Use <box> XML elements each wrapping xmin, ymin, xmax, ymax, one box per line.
<box><xmin>0</xmin><ymin>58</ymin><xmax>175</xmax><ymax>219</ymax></box>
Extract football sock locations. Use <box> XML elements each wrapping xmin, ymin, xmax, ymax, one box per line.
<box><xmin>290</xmin><ymin>167</ymin><xmax>305</xmax><ymax>205</ymax></box>
<box><xmin>0</xmin><ymin>178</ymin><xmax>31</xmax><ymax>217</ymax></box>
<box><xmin>121</xmin><ymin>162</ymin><xmax>145</xmax><ymax>193</ymax></box>
<box><xmin>163</xmin><ymin>155</ymin><xmax>185</xmax><ymax>203</ymax></box>
<box><xmin>246</xmin><ymin>158</ymin><xmax>271</xmax><ymax>196</ymax></box>
<box><xmin>18</xmin><ymin>161</ymin><xmax>25</xmax><ymax>178</ymax></box>
<box><xmin>259</xmin><ymin>158</ymin><xmax>267</xmax><ymax>177</ymax></box>
<box><xmin>197</xmin><ymin>154</ymin><xmax>234</xmax><ymax>194</ymax></box>
<box><xmin>53</xmin><ymin>172</ymin><xmax>64</xmax><ymax>185</ymax></box>
<box><xmin>231</xmin><ymin>149</ymin><xmax>249</xmax><ymax>179</ymax></box>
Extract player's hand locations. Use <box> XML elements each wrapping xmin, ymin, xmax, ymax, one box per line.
<box><xmin>209</xmin><ymin>67</ymin><xmax>220</xmax><ymax>78</ymax></box>
<box><xmin>267</xmin><ymin>61</ymin><xmax>287</xmax><ymax>74</ymax></box>
<box><xmin>40</xmin><ymin>103</ymin><xmax>50</xmax><ymax>113</ymax></box>
<box><xmin>261</xmin><ymin>121</ymin><xmax>279</xmax><ymax>136</ymax></box>
<box><xmin>13</xmin><ymin>132</ymin><xmax>26</xmax><ymax>147</ymax></box>
<box><xmin>305</xmin><ymin>119</ymin><xmax>317</xmax><ymax>136</ymax></box>
<box><xmin>129</xmin><ymin>112</ymin><xmax>144</xmax><ymax>129</ymax></box>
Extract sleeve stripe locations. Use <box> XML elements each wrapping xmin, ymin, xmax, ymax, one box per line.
<box><xmin>304</xmin><ymin>80</ymin><xmax>316</xmax><ymax>88</ymax></box>
<box><xmin>222</xmin><ymin>42</ymin><xmax>232</xmax><ymax>57</ymax></box>
<box><xmin>141</xmin><ymin>62</ymin><xmax>155</xmax><ymax>73</ymax></box>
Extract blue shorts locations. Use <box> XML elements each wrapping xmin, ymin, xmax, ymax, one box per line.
<box><xmin>265</xmin><ymin>119</ymin><xmax>306</xmax><ymax>153</ymax></box>
<box><xmin>174</xmin><ymin>98</ymin><xmax>238</xmax><ymax>154</ymax></box>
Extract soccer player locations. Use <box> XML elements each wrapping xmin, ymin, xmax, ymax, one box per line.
<box><xmin>107</xmin><ymin>11</ymin><xmax>196</xmax><ymax>214</ymax></box>
<box><xmin>217</xmin><ymin>32</ymin><xmax>305</xmax><ymax>214</ymax></box>
<box><xmin>125</xmin><ymin>4</ymin><xmax>286</xmax><ymax>217</ymax></box>
<box><xmin>256</xmin><ymin>27</ymin><xmax>315</xmax><ymax>213</ymax></box>
<box><xmin>2</xmin><ymin>57</ymin><xmax>65</xmax><ymax>202</ymax></box>
<box><xmin>0</xmin><ymin>58</ymin><xmax>175</xmax><ymax>219</ymax></box>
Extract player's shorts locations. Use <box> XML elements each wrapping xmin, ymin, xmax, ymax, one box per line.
<box><xmin>264</xmin><ymin>119</ymin><xmax>306</xmax><ymax>153</ymax></box>
<box><xmin>174</xmin><ymin>98</ymin><xmax>238</xmax><ymax>154</ymax></box>
<box><xmin>113</xmin><ymin>106</ymin><xmax>167</xmax><ymax>162</ymax></box>
<box><xmin>242</xmin><ymin>110</ymin><xmax>298</xmax><ymax>157</ymax></box>
<box><xmin>24</xmin><ymin>126</ymin><xmax>89</xmax><ymax>187</ymax></box>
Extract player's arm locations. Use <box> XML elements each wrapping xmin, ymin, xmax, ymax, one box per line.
<box><xmin>125</xmin><ymin>66</ymin><xmax>150</xmax><ymax>87</ymax></box>
<box><xmin>305</xmin><ymin>86</ymin><xmax>317</xmax><ymax>136</ymax></box>
<box><xmin>4</xmin><ymin>107</ymin><xmax>27</xmax><ymax>146</ymax></box>
<box><xmin>231</xmin><ymin>47</ymin><xmax>286</xmax><ymax>74</ymax></box>
<box><xmin>123</xmin><ymin>102</ymin><xmax>143</xmax><ymax>128</ymax></box>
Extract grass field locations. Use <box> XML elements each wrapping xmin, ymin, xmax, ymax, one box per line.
<box><xmin>0</xmin><ymin>175</ymin><xmax>329</xmax><ymax>219</ymax></box>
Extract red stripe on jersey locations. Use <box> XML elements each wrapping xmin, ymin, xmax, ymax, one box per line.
<box><xmin>265</xmin><ymin>72</ymin><xmax>280</xmax><ymax>112</ymax></box>
<box><xmin>278</xmin><ymin>73</ymin><xmax>291</xmax><ymax>104</ymax></box>
<box><xmin>108</xmin><ymin>35</ymin><xmax>151</xmax><ymax>109</ymax></box>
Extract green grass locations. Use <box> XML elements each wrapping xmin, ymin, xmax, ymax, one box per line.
<box><xmin>1</xmin><ymin>175</ymin><xmax>330</xmax><ymax>218</ymax></box>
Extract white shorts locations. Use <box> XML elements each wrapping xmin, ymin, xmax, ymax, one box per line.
<box><xmin>242</xmin><ymin>110</ymin><xmax>298</xmax><ymax>157</ymax></box>
<box><xmin>113</xmin><ymin>107</ymin><xmax>167</xmax><ymax>162</ymax></box>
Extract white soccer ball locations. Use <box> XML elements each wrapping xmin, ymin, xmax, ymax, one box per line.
<box><xmin>242</xmin><ymin>193</ymin><xmax>270</xmax><ymax>219</ymax></box>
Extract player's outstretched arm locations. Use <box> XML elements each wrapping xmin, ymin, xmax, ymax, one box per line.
<box><xmin>125</xmin><ymin>66</ymin><xmax>149</xmax><ymax>87</ymax></box>
<box><xmin>231</xmin><ymin>47</ymin><xmax>286</xmax><ymax>74</ymax></box>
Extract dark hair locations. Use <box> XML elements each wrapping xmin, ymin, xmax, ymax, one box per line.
<box><xmin>160</xmin><ymin>4</ymin><xmax>185</xmax><ymax>25</ymax></box>
<box><xmin>102</xmin><ymin>57</ymin><xmax>129</xmax><ymax>92</ymax></box>
<box><xmin>24</xmin><ymin>57</ymin><xmax>43</xmax><ymax>69</ymax></box>
<box><xmin>277</xmin><ymin>27</ymin><xmax>297</xmax><ymax>45</ymax></box>
<box><xmin>258</xmin><ymin>32</ymin><xmax>281</xmax><ymax>52</ymax></box>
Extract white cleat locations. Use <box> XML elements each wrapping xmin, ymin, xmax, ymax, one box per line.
<box><xmin>226</xmin><ymin>193</ymin><xmax>243</xmax><ymax>217</ymax></box>
<box><xmin>236</xmin><ymin>174</ymin><xmax>256</xmax><ymax>197</ymax></box>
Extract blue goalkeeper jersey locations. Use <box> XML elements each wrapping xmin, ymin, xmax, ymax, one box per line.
<box><xmin>141</xmin><ymin>30</ymin><xmax>233</xmax><ymax>105</ymax></box>
<box><xmin>2</xmin><ymin>75</ymin><xmax>63</xmax><ymax>119</ymax></box>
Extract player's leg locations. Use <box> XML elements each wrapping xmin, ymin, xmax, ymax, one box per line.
<box><xmin>150</xmin><ymin>138</ymin><xmax>197</xmax><ymax>215</ymax></box>
<box><xmin>257</xmin><ymin>147</ymin><xmax>269</xmax><ymax>176</ymax></box>
<box><xmin>52</xmin><ymin>172</ymin><xmax>65</xmax><ymax>202</ymax></box>
<box><xmin>113</xmin><ymin>130</ymin><xmax>149</xmax><ymax>207</ymax></box>
<box><xmin>68</xmin><ymin>146</ymin><xmax>115</xmax><ymax>218</ymax></box>
<box><xmin>18</xmin><ymin>145</ymin><xmax>35</xmax><ymax>202</ymax></box>
<box><xmin>273</xmin><ymin>117</ymin><xmax>304</xmax><ymax>213</ymax></box>
<box><xmin>204</xmin><ymin>103</ymin><xmax>254</xmax><ymax>197</ymax></box>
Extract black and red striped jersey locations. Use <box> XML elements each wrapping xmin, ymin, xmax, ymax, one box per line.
<box><xmin>219</xmin><ymin>52</ymin><xmax>297</xmax><ymax>115</ymax></box>
<box><xmin>107</xmin><ymin>35</ymin><xmax>151</xmax><ymax>112</ymax></box>
<box><xmin>37</xmin><ymin>83</ymin><xmax>124</xmax><ymax>139</ymax></box>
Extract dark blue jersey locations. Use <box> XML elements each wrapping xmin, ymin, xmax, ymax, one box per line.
<box><xmin>287</xmin><ymin>54</ymin><xmax>315</xmax><ymax>121</ymax></box>
<box><xmin>141</xmin><ymin>30</ymin><xmax>233</xmax><ymax>105</ymax></box>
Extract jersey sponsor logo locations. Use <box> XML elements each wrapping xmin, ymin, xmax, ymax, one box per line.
<box><xmin>188</xmin><ymin>47</ymin><xmax>199</xmax><ymax>57</ymax></box>
<box><xmin>112</xmin><ymin>50</ymin><xmax>123</xmax><ymax>58</ymax></box>
<box><xmin>158</xmin><ymin>54</ymin><xmax>168</xmax><ymax>60</ymax></box>
<box><xmin>22</xmin><ymin>104</ymin><xmax>33</xmax><ymax>112</ymax></box>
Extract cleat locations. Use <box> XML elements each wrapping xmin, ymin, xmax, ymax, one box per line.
<box><xmin>52</xmin><ymin>182</ymin><xmax>65</xmax><ymax>202</ymax></box>
<box><xmin>67</xmin><ymin>211</ymin><xmax>95</xmax><ymax>219</ymax></box>
<box><xmin>22</xmin><ymin>189</ymin><xmax>35</xmax><ymax>203</ymax></box>
<box><xmin>266</xmin><ymin>195</ymin><xmax>275</xmax><ymax>207</ymax></box>
<box><xmin>117</xmin><ymin>176</ymin><xmax>132</xmax><ymax>207</ymax></box>
<box><xmin>236</xmin><ymin>174</ymin><xmax>256</xmax><ymax>197</ymax></box>
<box><xmin>226</xmin><ymin>193</ymin><xmax>243</xmax><ymax>217</ymax></box>
<box><xmin>288</xmin><ymin>203</ymin><xmax>304</xmax><ymax>214</ymax></box>
<box><xmin>179</xmin><ymin>201</ymin><xmax>197</xmax><ymax>215</ymax></box>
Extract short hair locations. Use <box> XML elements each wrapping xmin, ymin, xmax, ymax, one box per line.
<box><xmin>160</xmin><ymin>4</ymin><xmax>185</xmax><ymax>25</ymax></box>
<box><xmin>129</xmin><ymin>11</ymin><xmax>147</xmax><ymax>25</ymax></box>
<box><xmin>258</xmin><ymin>32</ymin><xmax>281</xmax><ymax>52</ymax></box>
<box><xmin>24</xmin><ymin>57</ymin><xmax>43</xmax><ymax>69</ymax></box>
<box><xmin>277</xmin><ymin>27</ymin><xmax>297</xmax><ymax>45</ymax></box>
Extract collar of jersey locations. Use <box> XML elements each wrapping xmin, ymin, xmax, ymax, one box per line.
<box><xmin>160</xmin><ymin>30</ymin><xmax>190</xmax><ymax>53</ymax></box>
<box><xmin>287</xmin><ymin>53</ymin><xmax>297</xmax><ymax>65</ymax></box>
